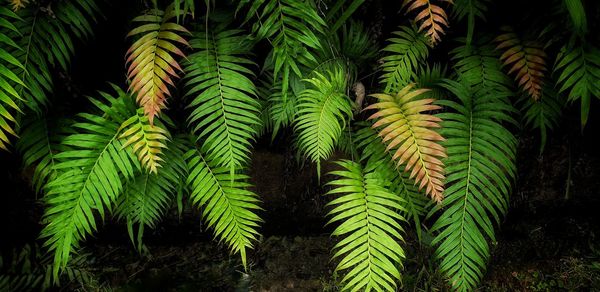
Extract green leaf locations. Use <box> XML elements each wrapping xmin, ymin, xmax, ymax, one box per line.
<box><xmin>379</xmin><ymin>25</ymin><xmax>430</xmax><ymax>93</ymax></box>
<box><xmin>184</xmin><ymin>143</ymin><xmax>262</xmax><ymax>269</ymax></box>
<box><xmin>184</xmin><ymin>28</ymin><xmax>261</xmax><ymax>173</ymax></box>
<box><xmin>554</xmin><ymin>43</ymin><xmax>600</xmax><ymax>127</ymax></box>
<box><xmin>240</xmin><ymin>0</ymin><xmax>326</xmax><ymax>100</ymax></box>
<box><xmin>325</xmin><ymin>160</ymin><xmax>406</xmax><ymax>291</ymax></box>
<box><xmin>40</xmin><ymin>85</ymin><xmax>140</xmax><ymax>281</ymax></box>
<box><xmin>115</xmin><ymin>137</ymin><xmax>187</xmax><ymax>251</ymax></box>
<box><xmin>294</xmin><ymin>66</ymin><xmax>353</xmax><ymax>175</ymax></box>
<box><xmin>431</xmin><ymin>80</ymin><xmax>517</xmax><ymax>291</ymax></box>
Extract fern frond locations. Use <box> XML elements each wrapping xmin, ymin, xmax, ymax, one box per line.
<box><xmin>0</xmin><ymin>244</ymin><xmax>99</xmax><ymax>291</ymax></box>
<box><xmin>554</xmin><ymin>42</ymin><xmax>600</xmax><ymax>126</ymax></box>
<box><xmin>241</xmin><ymin>0</ymin><xmax>326</xmax><ymax>98</ymax></box>
<box><xmin>10</xmin><ymin>0</ymin><xmax>28</xmax><ymax>11</ymax></box>
<box><xmin>563</xmin><ymin>0</ymin><xmax>587</xmax><ymax>35</ymax></box>
<box><xmin>519</xmin><ymin>85</ymin><xmax>563</xmax><ymax>153</ymax></box>
<box><xmin>267</xmin><ymin>79</ymin><xmax>298</xmax><ymax>137</ymax></box>
<box><xmin>40</xmin><ymin>85</ymin><xmax>140</xmax><ymax>280</ymax></box>
<box><xmin>0</xmin><ymin>6</ymin><xmax>25</xmax><ymax>150</ymax></box>
<box><xmin>415</xmin><ymin>63</ymin><xmax>449</xmax><ymax>99</ymax></box>
<box><xmin>184</xmin><ymin>28</ymin><xmax>261</xmax><ymax>172</ymax></box>
<box><xmin>173</xmin><ymin>0</ymin><xmax>196</xmax><ymax>20</ymax></box>
<box><xmin>402</xmin><ymin>0</ymin><xmax>452</xmax><ymax>45</ymax></box>
<box><xmin>495</xmin><ymin>30</ymin><xmax>547</xmax><ymax>100</ymax></box>
<box><xmin>325</xmin><ymin>159</ymin><xmax>406</xmax><ymax>291</ymax></box>
<box><xmin>6</xmin><ymin>0</ymin><xmax>100</xmax><ymax>113</ymax></box>
<box><xmin>451</xmin><ymin>41</ymin><xmax>512</xmax><ymax>92</ymax></box>
<box><xmin>126</xmin><ymin>5</ymin><xmax>189</xmax><ymax>124</ymax></box>
<box><xmin>294</xmin><ymin>68</ymin><xmax>353</xmax><ymax>174</ymax></box>
<box><xmin>365</xmin><ymin>84</ymin><xmax>446</xmax><ymax>202</ymax></box>
<box><xmin>451</xmin><ymin>0</ymin><xmax>489</xmax><ymax>44</ymax></box>
<box><xmin>379</xmin><ymin>25</ymin><xmax>430</xmax><ymax>92</ymax></box>
<box><xmin>185</xmin><ymin>144</ymin><xmax>262</xmax><ymax>269</ymax></box>
<box><xmin>355</xmin><ymin>123</ymin><xmax>429</xmax><ymax>235</ymax></box>
<box><xmin>432</xmin><ymin>80</ymin><xmax>517</xmax><ymax>291</ymax></box>
<box><xmin>116</xmin><ymin>138</ymin><xmax>186</xmax><ymax>251</ymax></box>
<box><xmin>119</xmin><ymin>109</ymin><xmax>170</xmax><ymax>173</ymax></box>
<box><xmin>17</xmin><ymin>117</ymin><xmax>71</xmax><ymax>193</ymax></box>
<box><xmin>339</xmin><ymin>20</ymin><xmax>377</xmax><ymax>67</ymax></box>
<box><xmin>325</xmin><ymin>0</ymin><xmax>366</xmax><ymax>34</ymax></box>
<box><xmin>0</xmin><ymin>244</ymin><xmax>43</xmax><ymax>291</ymax></box>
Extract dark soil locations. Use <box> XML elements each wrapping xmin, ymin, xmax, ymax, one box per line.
<box><xmin>3</xmin><ymin>117</ymin><xmax>600</xmax><ymax>292</ymax></box>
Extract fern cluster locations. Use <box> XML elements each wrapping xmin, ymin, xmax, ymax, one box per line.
<box><xmin>1</xmin><ymin>0</ymin><xmax>599</xmax><ymax>291</ymax></box>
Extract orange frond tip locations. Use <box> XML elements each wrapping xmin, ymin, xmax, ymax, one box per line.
<box><xmin>125</xmin><ymin>5</ymin><xmax>189</xmax><ymax>122</ymax></box>
<box><xmin>402</xmin><ymin>0</ymin><xmax>450</xmax><ymax>45</ymax></box>
<box><xmin>495</xmin><ymin>30</ymin><xmax>547</xmax><ymax>100</ymax></box>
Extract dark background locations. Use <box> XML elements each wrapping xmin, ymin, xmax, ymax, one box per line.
<box><xmin>1</xmin><ymin>0</ymin><xmax>600</xmax><ymax>290</ymax></box>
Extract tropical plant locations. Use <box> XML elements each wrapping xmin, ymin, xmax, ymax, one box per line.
<box><xmin>1</xmin><ymin>0</ymin><xmax>599</xmax><ymax>291</ymax></box>
<box><xmin>0</xmin><ymin>244</ymin><xmax>103</xmax><ymax>291</ymax></box>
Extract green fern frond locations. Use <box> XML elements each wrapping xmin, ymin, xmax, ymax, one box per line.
<box><xmin>40</xmin><ymin>85</ymin><xmax>140</xmax><ymax>280</ymax></box>
<box><xmin>261</xmin><ymin>71</ymin><xmax>306</xmax><ymax>138</ymax></box>
<box><xmin>6</xmin><ymin>8</ymin><xmax>53</xmax><ymax>113</ymax></box>
<box><xmin>116</xmin><ymin>138</ymin><xmax>186</xmax><ymax>251</ymax></box>
<box><xmin>240</xmin><ymin>0</ymin><xmax>326</xmax><ymax>99</ymax></box>
<box><xmin>5</xmin><ymin>0</ymin><xmax>100</xmax><ymax>114</ymax></box>
<box><xmin>325</xmin><ymin>0</ymin><xmax>366</xmax><ymax>34</ymax></box>
<box><xmin>294</xmin><ymin>67</ymin><xmax>353</xmax><ymax>174</ymax></box>
<box><xmin>17</xmin><ymin>117</ymin><xmax>71</xmax><ymax>193</ymax></box>
<box><xmin>554</xmin><ymin>42</ymin><xmax>600</xmax><ymax>127</ymax></box>
<box><xmin>185</xmin><ymin>144</ymin><xmax>262</xmax><ymax>269</ymax></box>
<box><xmin>414</xmin><ymin>63</ymin><xmax>449</xmax><ymax>99</ymax></box>
<box><xmin>380</xmin><ymin>25</ymin><xmax>430</xmax><ymax>93</ymax></box>
<box><xmin>519</xmin><ymin>85</ymin><xmax>563</xmax><ymax>153</ymax></box>
<box><xmin>119</xmin><ymin>109</ymin><xmax>170</xmax><ymax>174</ymax></box>
<box><xmin>451</xmin><ymin>41</ymin><xmax>513</xmax><ymax>92</ymax></box>
<box><xmin>431</xmin><ymin>80</ymin><xmax>517</xmax><ymax>291</ymax></box>
<box><xmin>562</xmin><ymin>0</ymin><xmax>587</xmax><ymax>35</ymax></box>
<box><xmin>0</xmin><ymin>6</ymin><xmax>25</xmax><ymax>150</ymax></box>
<box><xmin>452</xmin><ymin>0</ymin><xmax>490</xmax><ymax>44</ymax></box>
<box><xmin>339</xmin><ymin>20</ymin><xmax>377</xmax><ymax>67</ymax></box>
<box><xmin>184</xmin><ymin>28</ymin><xmax>261</xmax><ymax>172</ymax></box>
<box><xmin>267</xmin><ymin>79</ymin><xmax>298</xmax><ymax>137</ymax></box>
<box><xmin>173</xmin><ymin>0</ymin><xmax>196</xmax><ymax>20</ymax></box>
<box><xmin>325</xmin><ymin>159</ymin><xmax>406</xmax><ymax>291</ymax></box>
<box><xmin>0</xmin><ymin>244</ymin><xmax>100</xmax><ymax>291</ymax></box>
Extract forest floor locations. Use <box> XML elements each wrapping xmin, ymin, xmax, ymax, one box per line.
<box><xmin>80</xmin><ymin>130</ymin><xmax>600</xmax><ymax>292</ymax></box>
<box><xmin>3</xmin><ymin>127</ymin><xmax>600</xmax><ymax>291</ymax></box>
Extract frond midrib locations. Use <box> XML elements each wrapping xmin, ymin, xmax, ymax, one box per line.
<box><xmin>208</xmin><ymin>31</ymin><xmax>236</xmax><ymax>170</ymax></box>
<box><xmin>148</xmin><ymin>15</ymin><xmax>166</xmax><ymax>109</ymax></box>
<box><xmin>56</xmin><ymin>127</ymin><xmax>122</xmax><ymax>268</ymax></box>
<box><xmin>41</xmin><ymin>120</ymin><xmax>57</xmax><ymax>191</ymax></box>
<box><xmin>193</xmin><ymin>149</ymin><xmax>246</xmax><ymax>246</ymax></box>
<box><xmin>394</xmin><ymin>95</ymin><xmax>437</xmax><ymax>197</ymax></box>
<box><xmin>16</xmin><ymin>11</ymin><xmax>38</xmax><ymax>99</ymax></box>
<box><xmin>316</xmin><ymin>87</ymin><xmax>341</xmax><ymax>160</ymax></box>
<box><xmin>457</xmin><ymin>99</ymin><xmax>475</xmax><ymax>285</ymax></box>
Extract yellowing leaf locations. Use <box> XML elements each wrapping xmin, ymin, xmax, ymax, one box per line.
<box><xmin>495</xmin><ymin>30</ymin><xmax>547</xmax><ymax>100</ymax></box>
<box><xmin>366</xmin><ymin>84</ymin><xmax>446</xmax><ymax>202</ymax></box>
<box><xmin>119</xmin><ymin>109</ymin><xmax>170</xmax><ymax>173</ymax></box>
<box><xmin>402</xmin><ymin>0</ymin><xmax>453</xmax><ymax>45</ymax></box>
<box><xmin>126</xmin><ymin>5</ymin><xmax>189</xmax><ymax>124</ymax></box>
